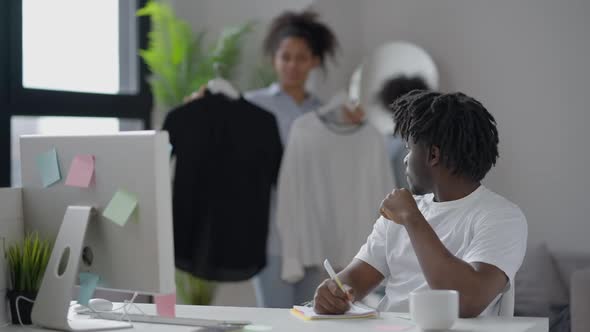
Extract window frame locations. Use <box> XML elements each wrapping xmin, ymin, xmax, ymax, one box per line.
<box><xmin>8</xmin><ymin>0</ymin><xmax>152</xmax><ymax>121</ymax></box>
<box><xmin>1</xmin><ymin>1</ymin><xmax>11</xmax><ymax>186</ymax></box>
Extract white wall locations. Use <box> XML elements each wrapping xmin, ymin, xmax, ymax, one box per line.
<box><xmin>307</xmin><ymin>0</ymin><xmax>361</xmax><ymax>100</ymax></box>
<box><xmin>354</xmin><ymin>0</ymin><xmax>590</xmax><ymax>253</ymax></box>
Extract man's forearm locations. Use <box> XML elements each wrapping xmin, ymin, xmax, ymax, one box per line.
<box><xmin>404</xmin><ymin>214</ymin><xmax>492</xmax><ymax>316</ymax></box>
<box><xmin>337</xmin><ymin>259</ymin><xmax>384</xmax><ymax>302</ymax></box>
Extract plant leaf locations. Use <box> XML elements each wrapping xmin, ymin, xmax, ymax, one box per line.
<box><xmin>137</xmin><ymin>1</ymin><xmax>254</xmax><ymax>109</ymax></box>
<box><xmin>6</xmin><ymin>232</ymin><xmax>52</xmax><ymax>292</ymax></box>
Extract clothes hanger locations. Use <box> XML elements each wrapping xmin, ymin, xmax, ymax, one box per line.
<box><xmin>314</xmin><ymin>90</ymin><xmax>365</xmax><ymax>135</ymax></box>
<box><xmin>315</xmin><ymin>91</ymin><xmax>348</xmax><ymax>116</ymax></box>
<box><xmin>207</xmin><ymin>63</ymin><xmax>240</xmax><ymax>100</ymax></box>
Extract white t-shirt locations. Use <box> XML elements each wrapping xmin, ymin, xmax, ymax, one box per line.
<box><xmin>355</xmin><ymin>185</ymin><xmax>528</xmax><ymax>316</ymax></box>
<box><xmin>277</xmin><ymin>112</ymin><xmax>395</xmax><ymax>283</ymax></box>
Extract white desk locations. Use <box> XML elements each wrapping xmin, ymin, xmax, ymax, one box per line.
<box><xmin>5</xmin><ymin>303</ymin><xmax>548</xmax><ymax>332</ymax></box>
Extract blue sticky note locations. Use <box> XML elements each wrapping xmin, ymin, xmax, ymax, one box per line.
<box><xmin>36</xmin><ymin>148</ymin><xmax>61</xmax><ymax>187</ymax></box>
<box><xmin>78</xmin><ymin>272</ymin><xmax>100</xmax><ymax>306</ymax></box>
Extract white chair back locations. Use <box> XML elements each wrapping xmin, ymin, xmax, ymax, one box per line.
<box><xmin>498</xmin><ymin>283</ymin><xmax>515</xmax><ymax>317</ymax></box>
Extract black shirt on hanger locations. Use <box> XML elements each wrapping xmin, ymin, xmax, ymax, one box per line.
<box><xmin>163</xmin><ymin>92</ymin><xmax>282</xmax><ymax>281</ymax></box>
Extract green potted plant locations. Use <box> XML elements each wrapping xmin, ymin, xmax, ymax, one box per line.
<box><xmin>5</xmin><ymin>232</ymin><xmax>52</xmax><ymax>325</ymax></box>
<box><xmin>137</xmin><ymin>0</ymin><xmax>253</xmax><ymax>114</ymax></box>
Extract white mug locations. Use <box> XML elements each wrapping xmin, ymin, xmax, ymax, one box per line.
<box><xmin>410</xmin><ymin>289</ymin><xmax>459</xmax><ymax>331</ymax></box>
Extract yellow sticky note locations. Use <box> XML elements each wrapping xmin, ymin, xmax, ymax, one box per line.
<box><xmin>102</xmin><ymin>189</ymin><xmax>138</xmax><ymax>226</ymax></box>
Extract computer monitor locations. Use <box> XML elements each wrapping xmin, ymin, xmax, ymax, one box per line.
<box><xmin>18</xmin><ymin>131</ymin><xmax>175</xmax><ymax>331</ymax></box>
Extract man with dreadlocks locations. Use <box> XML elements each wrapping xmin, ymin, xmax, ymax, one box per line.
<box><xmin>313</xmin><ymin>90</ymin><xmax>527</xmax><ymax>318</ymax></box>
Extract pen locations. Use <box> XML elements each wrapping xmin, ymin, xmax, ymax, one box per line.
<box><xmin>323</xmin><ymin>259</ymin><xmax>348</xmax><ymax>296</ymax></box>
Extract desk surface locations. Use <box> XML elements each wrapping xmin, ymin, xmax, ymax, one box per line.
<box><xmin>6</xmin><ymin>304</ymin><xmax>548</xmax><ymax>332</ymax></box>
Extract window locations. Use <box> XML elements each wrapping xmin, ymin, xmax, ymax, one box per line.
<box><xmin>22</xmin><ymin>0</ymin><xmax>138</xmax><ymax>94</ymax></box>
<box><xmin>8</xmin><ymin>0</ymin><xmax>151</xmax><ymax>119</ymax></box>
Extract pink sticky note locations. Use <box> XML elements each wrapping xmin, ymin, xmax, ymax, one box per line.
<box><xmin>155</xmin><ymin>292</ymin><xmax>176</xmax><ymax>318</ymax></box>
<box><xmin>65</xmin><ymin>155</ymin><xmax>95</xmax><ymax>188</ymax></box>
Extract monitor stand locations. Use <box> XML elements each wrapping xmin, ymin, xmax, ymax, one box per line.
<box><xmin>31</xmin><ymin>206</ymin><xmax>132</xmax><ymax>331</ymax></box>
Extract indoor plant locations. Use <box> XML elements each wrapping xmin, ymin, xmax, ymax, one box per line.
<box><xmin>5</xmin><ymin>232</ymin><xmax>52</xmax><ymax>325</ymax></box>
<box><xmin>137</xmin><ymin>0</ymin><xmax>253</xmax><ymax>111</ymax></box>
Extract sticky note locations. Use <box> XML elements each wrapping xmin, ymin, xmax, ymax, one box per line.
<box><xmin>36</xmin><ymin>148</ymin><xmax>61</xmax><ymax>187</ymax></box>
<box><xmin>102</xmin><ymin>189</ymin><xmax>138</xmax><ymax>226</ymax></box>
<box><xmin>78</xmin><ymin>272</ymin><xmax>100</xmax><ymax>306</ymax></box>
<box><xmin>155</xmin><ymin>292</ymin><xmax>176</xmax><ymax>317</ymax></box>
<box><xmin>65</xmin><ymin>155</ymin><xmax>95</xmax><ymax>188</ymax></box>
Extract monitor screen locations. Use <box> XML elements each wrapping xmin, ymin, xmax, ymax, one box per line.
<box><xmin>18</xmin><ymin>131</ymin><xmax>174</xmax><ymax>295</ymax></box>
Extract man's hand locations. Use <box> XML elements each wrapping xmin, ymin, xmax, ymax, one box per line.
<box><xmin>313</xmin><ymin>279</ymin><xmax>354</xmax><ymax>314</ymax></box>
<box><xmin>379</xmin><ymin>188</ymin><xmax>421</xmax><ymax>226</ymax></box>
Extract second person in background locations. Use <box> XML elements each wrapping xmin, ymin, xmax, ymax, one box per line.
<box><xmin>244</xmin><ymin>9</ymin><xmax>344</xmax><ymax>308</ymax></box>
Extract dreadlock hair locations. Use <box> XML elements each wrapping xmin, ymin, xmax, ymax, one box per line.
<box><xmin>377</xmin><ymin>76</ymin><xmax>429</xmax><ymax>112</ymax></box>
<box><xmin>263</xmin><ymin>9</ymin><xmax>339</xmax><ymax>70</ymax></box>
<box><xmin>391</xmin><ymin>90</ymin><xmax>499</xmax><ymax>182</ymax></box>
